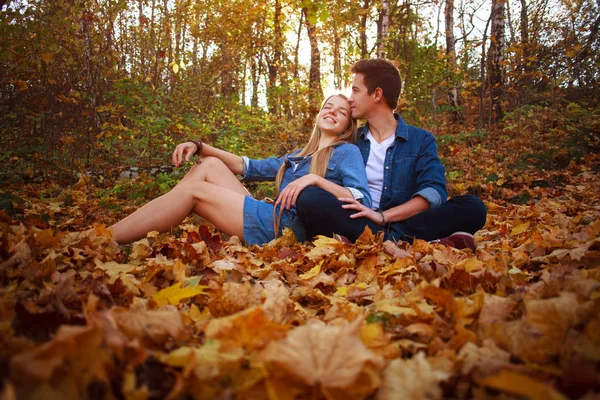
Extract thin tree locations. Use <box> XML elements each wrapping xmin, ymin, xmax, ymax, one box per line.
<box><xmin>303</xmin><ymin>5</ymin><xmax>323</xmax><ymax>115</ymax></box>
<box><xmin>444</xmin><ymin>0</ymin><xmax>463</xmax><ymax>121</ymax></box>
<box><xmin>376</xmin><ymin>0</ymin><xmax>389</xmax><ymax>58</ymax></box>
<box><xmin>488</xmin><ymin>0</ymin><xmax>506</xmax><ymax>122</ymax></box>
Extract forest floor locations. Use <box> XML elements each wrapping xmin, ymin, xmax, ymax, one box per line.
<box><xmin>1</xmin><ymin>124</ymin><xmax>599</xmax><ymax>399</ymax></box>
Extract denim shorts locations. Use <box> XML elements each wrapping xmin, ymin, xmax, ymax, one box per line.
<box><xmin>242</xmin><ymin>196</ymin><xmax>307</xmax><ymax>246</ymax></box>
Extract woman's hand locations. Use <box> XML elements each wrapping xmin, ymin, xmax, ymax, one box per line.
<box><xmin>276</xmin><ymin>174</ymin><xmax>319</xmax><ymax>210</ymax></box>
<box><xmin>172</xmin><ymin>142</ymin><xmax>199</xmax><ymax>167</ymax></box>
<box><xmin>339</xmin><ymin>197</ymin><xmax>384</xmax><ymax>225</ymax></box>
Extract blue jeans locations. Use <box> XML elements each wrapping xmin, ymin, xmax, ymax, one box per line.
<box><xmin>296</xmin><ymin>186</ymin><xmax>487</xmax><ymax>242</ymax></box>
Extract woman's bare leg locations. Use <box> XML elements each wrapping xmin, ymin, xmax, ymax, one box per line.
<box><xmin>109</xmin><ymin>157</ymin><xmax>249</xmax><ymax>243</ymax></box>
<box><xmin>176</xmin><ymin>156</ymin><xmax>250</xmax><ymax>196</ymax></box>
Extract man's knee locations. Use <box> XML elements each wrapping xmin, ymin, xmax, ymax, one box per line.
<box><xmin>296</xmin><ymin>186</ymin><xmax>336</xmax><ymax>210</ymax></box>
<box><xmin>458</xmin><ymin>194</ymin><xmax>487</xmax><ymax>229</ymax></box>
<box><xmin>296</xmin><ymin>186</ymin><xmax>343</xmax><ymax>224</ymax></box>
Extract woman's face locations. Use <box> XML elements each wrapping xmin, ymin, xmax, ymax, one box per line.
<box><xmin>317</xmin><ymin>96</ymin><xmax>351</xmax><ymax>136</ymax></box>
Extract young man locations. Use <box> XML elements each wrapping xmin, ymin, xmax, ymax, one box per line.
<box><xmin>295</xmin><ymin>59</ymin><xmax>487</xmax><ymax>250</ymax></box>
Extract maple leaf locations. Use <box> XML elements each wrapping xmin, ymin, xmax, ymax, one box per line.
<box><xmin>199</xmin><ymin>225</ymin><xmax>223</xmax><ymax>252</ymax></box>
<box><xmin>261</xmin><ymin>318</ymin><xmax>384</xmax><ymax>399</ymax></box>
<box><xmin>163</xmin><ymin>340</ymin><xmax>265</xmax><ymax>391</ymax></box>
<box><xmin>205</xmin><ymin>306</ymin><xmax>288</xmax><ymax>352</ymax></box>
<box><xmin>254</xmin><ymin>279</ymin><xmax>290</xmax><ymax>323</ymax></box>
<box><xmin>152</xmin><ymin>282</ymin><xmax>207</xmax><ymax>307</ymax></box>
<box><xmin>207</xmin><ymin>281</ymin><xmax>258</xmax><ymax>317</ymax></box>
<box><xmin>457</xmin><ymin>339</ymin><xmax>511</xmax><ymax>377</ymax></box>
<box><xmin>111</xmin><ymin>305</ymin><xmax>187</xmax><ymax>347</ymax></box>
<box><xmin>481</xmin><ymin>292</ymin><xmax>590</xmax><ymax>363</ymax></box>
<box><xmin>376</xmin><ymin>352</ymin><xmax>451</xmax><ymax>400</ymax></box>
<box><xmin>10</xmin><ymin>325</ymin><xmax>113</xmax><ymax>399</ymax></box>
<box><xmin>480</xmin><ymin>369</ymin><xmax>567</xmax><ymax>400</ymax></box>
<box><xmin>94</xmin><ymin>259</ymin><xmax>142</xmax><ymax>295</ymax></box>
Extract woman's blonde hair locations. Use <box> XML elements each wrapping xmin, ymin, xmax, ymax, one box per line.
<box><xmin>275</xmin><ymin>94</ymin><xmax>358</xmax><ymax>193</ymax></box>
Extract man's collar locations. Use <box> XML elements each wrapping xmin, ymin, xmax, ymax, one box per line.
<box><xmin>359</xmin><ymin>113</ymin><xmax>408</xmax><ymax>141</ymax></box>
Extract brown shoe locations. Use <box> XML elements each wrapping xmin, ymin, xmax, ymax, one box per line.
<box><xmin>433</xmin><ymin>232</ymin><xmax>477</xmax><ymax>251</ymax></box>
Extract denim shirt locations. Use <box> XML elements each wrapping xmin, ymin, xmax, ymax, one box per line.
<box><xmin>242</xmin><ymin>143</ymin><xmax>372</xmax><ymax>208</ymax></box>
<box><xmin>357</xmin><ymin>114</ymin><xmax>447</xmax><ymax>210</ymax></box>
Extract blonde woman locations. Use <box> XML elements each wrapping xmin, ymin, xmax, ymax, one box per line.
<box><xmin>109</xmin><ymin>95</ymin><xmax>372</xmax><ymax>245</ymax></box>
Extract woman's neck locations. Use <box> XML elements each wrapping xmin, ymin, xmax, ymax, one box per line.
<box><xmin>317</xmin><ymin>134</ymin><xmax>336</xmax><ymax>150</ymax></box>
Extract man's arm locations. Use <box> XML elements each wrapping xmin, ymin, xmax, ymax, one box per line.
<box><xmin>380</xmin><ymin>195</ymin><xmax>429</xmax><ymax>224</ymax></box>
<box><xmin>341</xmin><ymin>195</ymin><xmax>429</xmax><ymax>225</ymax></box>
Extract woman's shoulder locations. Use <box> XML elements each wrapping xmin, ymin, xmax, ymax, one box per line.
<box><xmin>332</xmin><ymin>142</ymin><xmax>362</xmax><ymax>157</ymax></box>
<box><xmin>333</xmin><ymin>142</ymin><xmax>360</xmax><ymax>152</ymax></box>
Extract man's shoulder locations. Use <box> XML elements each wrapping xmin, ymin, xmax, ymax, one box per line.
<box><xmin>403</xmin><ymin>121</ymin><xmax>436</xmax><ymax>141</ymax></box>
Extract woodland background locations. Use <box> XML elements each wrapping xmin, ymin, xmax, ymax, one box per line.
<box><xmin>0</xmin><ymin>0</ymin><xmax>598</xmax><ymax>188</ymax></box>
<box><xmin>1</xmin><ymin>0</ymin><xmax>600</xmax><ymax>399</ymax></box>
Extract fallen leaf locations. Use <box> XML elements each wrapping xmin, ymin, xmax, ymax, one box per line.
<box><xmin>480</xmin><ymin>369</ymin><xmax>567</xmax><ymax>400</ymax></box>
<box><xmin>152</xmin><ymin>282</ymin><xmax>207</xmax><ymax>307</ymax></box>
<box><xmin>376</xmin><ymin>352</ymin><xmax>451</xmax><ymax>400</ymax></box>
<box><xmin>262</xmin><ymin>318</ymin><xmax>384</xmax><ymax>399</ymax></box>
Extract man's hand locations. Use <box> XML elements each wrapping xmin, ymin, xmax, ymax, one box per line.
<box><xmin>172</xmin><ymin>142</ymin><xmax>199</xmax><ymax>167</ymax></box>
<box><xmin>338</xmin><ymin>197</ymin><xmax>385</xmax><ymax>225</ymax></box>
<box><xmin>276</xmin><ymin>174</ymin><xmax>319</xmax><ymax>210</ymax></box>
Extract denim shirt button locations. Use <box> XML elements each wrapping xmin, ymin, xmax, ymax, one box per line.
<box><xmin>384</xmin><ymin>186</ymin><xmax>387</xmax><ymax>190</ymax></box>
<box><xmin>385</xmin><ymin>166</ymin><xmax>389</xmax><ymax>170</ymax></box>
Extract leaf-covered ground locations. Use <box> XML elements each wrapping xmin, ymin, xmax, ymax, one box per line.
<box><xmin>1</xmin><ymin>127</ymin><xmax>600</xmax><ymax>399</ymax></box>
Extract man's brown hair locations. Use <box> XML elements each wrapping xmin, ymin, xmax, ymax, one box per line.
<box><xmin>351</xmin><ymin>59</ymin><xmax>402</xmax><ymax>110</ymax></box>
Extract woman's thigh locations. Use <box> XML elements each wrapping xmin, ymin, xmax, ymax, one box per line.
<box><xmin>186</xmin><ymin>181</ymin><xmax>247</xmax><ymax>239</ymax></box>
<box><xmin>178</xmin><ymin>157</ymin><xmax>250</xmax><ymax>196</ymax></box>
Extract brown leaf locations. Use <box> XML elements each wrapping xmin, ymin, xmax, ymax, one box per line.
<box><xmin>457</xmin><ymin>339</ymin><xmax>511</xmax><ymax>376</ymax></box>
<box><xmin>10</xmin><ymin>325</ymin><xmax>113</xmax><ymax>398</ymax></box>
<box><xmin>480</xmin><ymin>369</ymin><xmax>567</xmax><ymax>400</ymax></box>
<box><xmin>205</xmin><ymin>307</ymin><xmax>288</xmax><ymax>352</ymax></box>
<box><xmin>376</xmin><ymin>352</ymin><xmax>451</xmax><ymax>400</ymax></box>
<box><xmin>262</xmin><ymin>318</ymin><xmax>384</xmax><ymax>399</ymax></box>
<box><xmin>111</xmin><ymin>305</ymin><xmax>187</xmax><ymax>347</ymax></box>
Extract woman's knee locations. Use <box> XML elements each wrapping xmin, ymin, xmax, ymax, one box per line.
<box><xmin>185</xmin><ymin>156</ymin><xmax>226</xmax><ymax>179</ymax></box>
<box><xmin>175</xmin><ymin>179</ymin><xmax>209</xmax><ymax>202</ymax></box>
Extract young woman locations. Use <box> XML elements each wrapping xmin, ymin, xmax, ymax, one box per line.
<box><xmin>109</xmin><ymin>95</ymin><xmax>372</xmax><ymax>245</ymax></box>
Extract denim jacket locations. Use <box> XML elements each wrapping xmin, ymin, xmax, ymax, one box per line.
<box><xmin>357</xmin><ymin>114</ymin><xmax>447</xmax><ymax>210</ymax></box>
<box><xmin>242</xmin><ymin>142</ymin><xmax>372</xmax><ymax>208</ymax></box>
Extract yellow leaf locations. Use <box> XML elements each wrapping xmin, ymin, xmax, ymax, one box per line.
<box><xmin>480</xmin><ymin>369</ymin><xmax>567</xmax><ymax>400</ymax></box>
<box><xmin>510</xmin><ymin>222</ymin><xmax>530</xmax><ymax>236</ymax></box>
<box><xmin>336</xmin><ymin>286</ymin><xmax>348</xmax><ymax>297</ymax></box>
<box><xmin>313</xmin><ymin>235</ymin><xmax>341</xmax><ymax>247</ymax></box>
<box><xmin>153</xmin><ymin>282</ymin><xmax>207</xmax><ymax>307</ymax></box>
<box><xmin>456</xmin><ymin>257</ymin><xmax>484</xmax><ymax>272</ymax></box>
<box><xmin>299</xmin><ymin>260</ymin><xmax>323</xmax><ymax>280</ymax></box>
<box><xmin>172</xmin><ymin>63</ymin><xmax>179</xmax><ymax>73</ymax></box>
<box><xmin>360</xmin><ymin>323</ymin><xmax>388</xmax><ymax>348</ymax></box>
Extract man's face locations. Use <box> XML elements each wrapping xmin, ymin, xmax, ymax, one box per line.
<box><xmin>348</xmin><ymin>73</ymin><xmax>374</xmax><ymax>119</ymax></box>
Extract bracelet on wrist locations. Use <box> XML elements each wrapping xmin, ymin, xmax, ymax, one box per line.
<box><xmin>190</xmin><ymin>140</ymin><xmax>203</xmax><ymax>157</ymax></box>
<box><xmin>379</xmin><ymin>210</ymin><xmax>386</xmax><ymax>226</ymax></box>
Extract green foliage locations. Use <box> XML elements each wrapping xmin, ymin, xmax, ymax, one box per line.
<box><xmin>504</xmin><ymin>102</ymin><xmax>598</xmax><ymax>171</ymax></box>
<box><xmin>0</xmin><ymin>192</ymin><xmax>25</xmax><ymax>217</ymax></box>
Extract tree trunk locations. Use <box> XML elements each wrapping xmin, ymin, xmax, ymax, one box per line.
<box><xmin>303</xmin><ymin>6</ymin><xmax>323</xmax><ymax>114</ymax></box>
<box><xmin>478</xmin><ymin>17</ymin><xmax>491</xmax><ymax>131</ymax></box>
<box><xmin>377</xmin><ymin>0</ymin><xmax>389</xmax><ymax>58</ymax></box>
<box><xmin>359</xmin><ymin>0</ymin><xmax>370</xmax><ymax>58</ymax></box>
<box><xmin>519</xmin><ymin>0</ymin><xmax>530</xmax><ymax>102</ymax></box>
<box><xmin>267</xmin><ymin>0</ymin><xmax>282</xmax><ymax>114</ymax></box>
<box><xmin>488</xmin><ymin>0</ymin><xmax>506</xmax><ymax>122</ymax></box>
<box><xmin>332</xmin><ymin>10</ymin><xmax>342</xmax><ymax>89</ymax></box>
<box><xmin>444</xmin><ymin>0</ymin><xmax>462</xmax><ymax>121</ymax></box>
<box><xmin>293</xmin><ymin>10</ymin><xmax>303</xmax><ymax>81</ymax></box>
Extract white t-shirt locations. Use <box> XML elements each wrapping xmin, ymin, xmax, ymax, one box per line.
<box><xmin>365</xmin><ymin>130</ymin><xmax>395</xmax><ymax>209</ymax></box>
